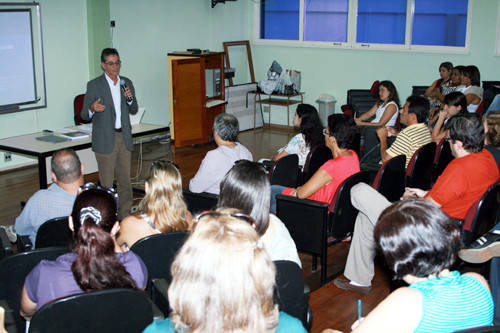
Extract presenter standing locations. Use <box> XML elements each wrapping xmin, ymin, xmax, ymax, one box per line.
<box><xmin>81</xmin><ymin>48</ymin><xmax>138</xmax><ymax>220</ymax></box>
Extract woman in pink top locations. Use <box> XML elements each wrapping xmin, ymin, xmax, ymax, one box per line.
<box><xmin>270</xmin><ymin>114</ymin><xmax>360</xmax><ymax>212</ymax></box>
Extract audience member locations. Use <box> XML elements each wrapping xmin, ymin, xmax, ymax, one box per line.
<box><xmin>428</xmin><ymin>65</ymin><xmax>464</xmax><ymax>111</ymax></box>
<box><xmin>267</xmin><ymin>103</ymin><xmax>324</xmax><ymax>167</ymax></box>
<box><xmin>354</xmin><ymin>80</ymin><xmax>400</xmax><ymax>158</ymax></box>
<box><xmin>334</xmin><ymin>114</ymin><xmax>499</xmax><ymax>294</ymax></box>
<box><xmin>14</xmin><ymin>148</ymin><xmax>84</xmax><ymax>246</ymax></box>
<box><xmin>270</xmin><ymin>114</ymin><xmax>360</xmax><ymax>212</ymax></box>
<box><xmin>142</xmin><ymin>212</ymin><xmax>307</xmax><ymax>333</ymax></box>
<box><xmin>218</xmin><ymin>161</ymin><xmax>301</xmax><ymax>267</ymax></box>
<box><xmin>430</xmin><ymin>91</ymin><xmax>468</xmax><ymax>142</ymax></box>
<box><xmin>362</xmin><ymin>95</ymin><xmax>431</xmax><ymax>172</ymax></box>
<box><xmin>21</xmin><ymin>186</ymin><xmax>147</xmax><ymax>318</ymax></box>
<box><xmin>189</xmin><ymin>113</ymin><xmax>252</xmax><ymax>195</ymax></box>
<box><xmin>116</xmin><ymin>160</ymin><xmax>191</xmax><ymax>250</ymax></box>
<box><xmin>458</xmin><ymin>65</ymin><xmax>483</xmax><ymax>113</ymax></box>
<box><xmin>425</xmin><ymin>61</ymin><xmax>453</xmax><ymax>99</ymax></box>
<box><xmin>326</xmin><ymin>201</ymin><xmax>493</xmax><ymax>333</ymax></box>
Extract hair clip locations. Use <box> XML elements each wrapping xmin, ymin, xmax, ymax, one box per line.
<box><xmin>79</xmin><ymin>206</ymin><xmax>102</xmax><ymax>225</ymax></box>
<box><xmin>253</xmin><ymin>239</ymin><xmax>264</xmax><ymax>250</ymax></box>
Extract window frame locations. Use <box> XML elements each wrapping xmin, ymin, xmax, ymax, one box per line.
<box><xmin>253</xmin><ymin>0</ymin><xmax>473</xmax><ymax>54</ymax></box>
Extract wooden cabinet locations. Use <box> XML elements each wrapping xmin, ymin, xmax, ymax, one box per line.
<box><xmin>168</xmin><ymin>52</ymin><xmax>226</xmax><ymax>148</ymax></box>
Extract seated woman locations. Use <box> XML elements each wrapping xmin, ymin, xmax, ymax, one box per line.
<box><xmin>270</xmin><ymin>114</ymin><xmax>360</xmax><ymax>211</ymax></box>
<box><xmin>116</xmin><ymin>160</ymin><xmax>191</xmax><ymax>250</ymax></box>
<box><xmin>428</xmin><ymin>64</ymin><xmax>464</xmax><ymax>111</ymax></box>
<box><xmin>458</xmin><ymin>65</ymin><xmax>483</xmax><ymax>113</ymax></box>
<box><xmin>21</xmin><ymin>186</ymin><xmax>147</xmax><ymax>318</ymax></box>
<box><xmin>354</xmin><ymin>80</ymin><xmax>400</xmax><ymax>128</ymax></box>
<box><xmin>430</xmin><ymin>91</ymin><xmax>468</xmax><ymax>142</ymax></box>
<box><xmin>425</xmin><ymin>61</ymin><xmax>453</xmax><ymax>100</ymax></box>
<box><xmin>189</xmin><ymin>113</ymin><xmax>252</xmax><ymax>195</ymax></box>
<box><xmin>217</xmin><ymin>160</ymin><xmax>301</xmax><ymax>267</ymax></box>
<box><xmin>143</xmin><ymin>212</ymin><xmax>307</xmax><ymax>333</ymax></box>
<box><xmin>268</xmin><ymin>103</ymin><xmax>324</xmax><ymax>167</ymax></box>
<box><xmin>327</xmin><ymin>200</ymin><xmax>493</xmax><ymax>333</ymax></box>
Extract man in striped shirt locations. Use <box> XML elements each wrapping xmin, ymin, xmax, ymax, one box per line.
<box><xmin>376</xmin><ymin>95</ymin><xmax>432</xmax><ymax>168</ymax></box>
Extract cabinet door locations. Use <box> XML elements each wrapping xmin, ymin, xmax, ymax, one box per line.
<box><xmin>172</xmin><ymin>58</ymin><xmax>206</xmax><ymax>147</ymax></box>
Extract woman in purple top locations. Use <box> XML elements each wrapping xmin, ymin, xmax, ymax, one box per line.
<box><xmin>21</xmin><ymin>186</ymin><xmax>148</xmax><ymax>319</ymax></box>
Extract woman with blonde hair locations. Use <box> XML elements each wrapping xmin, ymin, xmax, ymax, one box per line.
<box><xmin>143</xmin><ymin>212</ymin><xmax>306</xmax><ymax>332</ymax></box>
<box><xmin>116</xmin><ymin>160</ymin><xmax>191</xmax><ymax>250</ymax></box>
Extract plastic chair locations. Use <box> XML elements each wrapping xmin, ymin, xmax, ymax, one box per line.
<box><xmin>28</xmin><ymin>288</ymin><xmax>154</xmax><ymax>333</ymax></box>
<box><xmin>18</xmin><ymin>216</ymin><xmax>71</xmax><ymax>252</ymax></box>
<box><xmin>405</xmin><ymin>142</ymin><xmax>437</xmax><ymax>190</ymax></box>
<box><xmin>433</xmin><ymin>137</ymin><xmax>454</xmax><ymax>184</ymax></box>
<box><xmin>130</xmin><ymin>231</ymin><xmax>189</xmax><ymax>314</ymax></box>
<box><xmin>269</xmin><ymin>154</ymin><xmax>300</xmax><ymax>188</ymax></box>
<box><xmin>301</xmin><ymin>144</ymin><xmax>332</xmax><ymax>185</ymax></box>
<box><xmin>453</xmin><ymin>325</ymin><xmax>500</xmax><ymax>332</ymax></box>
<box><xmin>372</xmin><ymin>155</ymin><xmax>406</xmax><ymax>202</ymax></box>
<box><xmin>274</xmin><ymin>260</ymin><xmax>312</xmax><ymax>330</ymax></box>
<box><xmin>461</xmin><ymin>181</ymin><xmax>500</xmax><ymax>246</ymax></box>
<box><xmin>182</xmin><ymin>187</ymin><xmax>218</xmax><ymax>214</ymax></box>
<box><xmin>276</xmin><ymin>171</ymin><xmax>370</xmax><ymax>285</ymax></box>
<box><xmin>0</xmin><ymin>247</ymin><xmax>70</xmax><ymax>332</ymax></box>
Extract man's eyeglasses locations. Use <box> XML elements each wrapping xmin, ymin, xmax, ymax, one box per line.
<box><xmin>104</xmin><ymin>61</ymin><xmax>121</xmax><ymax>66</ymax></box>
<box><xmin>323</xmin><ymin>128</ymin><xmax>333</xmax><ymax>137</ymax></box>
<box><xmin>192</xmin><ymin>210</ymin><xmax>257</xmax><ymax>230</ymax></box>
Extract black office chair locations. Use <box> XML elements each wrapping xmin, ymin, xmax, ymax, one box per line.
<box><xmin>28</xmin><ymin>288</ymin><xmax>154</xmax><ymax>333</ymax></box>
<box><xmin>372</xmin><ymin>155</ymin><xmax>406</xmax><ymax>202</ymax></box>
<box><xmin>433</xmin><ymin>137</ymin><xmax>454</xmax><ymax>184</ymax></box>
<box><xmin>269</xmin><ymin>154</ymin><xmax>300</xmax><ymax>188</ymax></box>
<box><xmin>0</xmin><ymin>247</ymin><xmax>70</xmax><ymax>332</ymax></box>
<box><xmin>274</xmin><ymin>260</ymin><xmax>312</xmax><ymax>331</ymax></box>
<box><xmin>130</xmin><ymin>231</ymin><xmax>189</xmax><ymax>315</ymax></box>
<box><xmin>301</xmin><ymin>144</ymin><xmax>332</xmax><ymax>185</ymax></box>
<box><xmin>453</xmin><ymin>325</ymin><xmax>500</xmax><ymax>333</ymax></box>
<box><xmin>182</xmin><ymin>187</ymin><xmax>218</xmax><ymax>214</ymax></box>
<box><xmin>18</xmin><ymin>216</ymin><xmax>71</xmax><ymax>252</ymax></box>
<box><xmin>405</xmin><ymin>142</ymin><xmax>437</xmax><ymax>190</ymax></box>
<box><xmin>0</xmin><ymin>228</ymin><xmax>13</xmax><ymax>260</ymax></box>
<box><xmin>276</xmin><ymin>171</ymin><xmax>370</xmax><ymax>285</ymax></box>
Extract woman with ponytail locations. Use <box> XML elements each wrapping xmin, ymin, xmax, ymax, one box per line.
<box><xmin>20</xmin><ymin>187</ymin><xmax>147</xmax><ymax>318</ymax></box>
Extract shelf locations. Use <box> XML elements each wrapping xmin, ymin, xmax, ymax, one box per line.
<box><xmin>256</xmin><ymin>97</ymin><xmax>303</xmax><ymax>106</ymax></box>
<box><xmin>206</xmin><ymin>99</ymin><xmax>227</xmax><ymax>109</ymax></box>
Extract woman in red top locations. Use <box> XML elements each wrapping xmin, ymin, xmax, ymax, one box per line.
<box><xmin>270</xmin><ymin>114</ymin><xmax>360</xmax><ymax>212</ymax></box>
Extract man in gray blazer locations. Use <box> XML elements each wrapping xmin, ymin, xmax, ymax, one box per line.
<box><xmin>81</xmin><ymin>48</ymin><xmax>138</xmax><ymax>220</ymax></box>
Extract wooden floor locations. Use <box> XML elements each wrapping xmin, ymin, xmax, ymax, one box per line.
<box><xmin>0</xmin><ymin>126</ymin><xmax>391</xmax><ymax>332</ymax></box>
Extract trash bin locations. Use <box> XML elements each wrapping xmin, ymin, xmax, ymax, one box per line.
<box><xmin>316</xmin><ymin>94</ymin><xmax>337</xmax><ymax>127</ymax></box>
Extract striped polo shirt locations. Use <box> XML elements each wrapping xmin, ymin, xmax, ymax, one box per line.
<box><xmin>387</xmin><ymin>123</ymin><xmax>432</xmax><ymax>168</ymax></box>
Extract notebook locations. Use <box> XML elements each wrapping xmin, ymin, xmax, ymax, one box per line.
<box><xmin>130</xmin><ymin>108</ymin><xmax>145</xmax><ymax>125</ymax></box>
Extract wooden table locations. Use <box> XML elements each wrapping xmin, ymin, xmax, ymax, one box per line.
<box><xmin>0</xmin><ymin>123</ymin><xmax>168</xmax><ymax>189</ymax></box>
<box><xmin>249</xmin><ymin>91</ymin><xmax>304</xmax><ymax>130</ymax></box>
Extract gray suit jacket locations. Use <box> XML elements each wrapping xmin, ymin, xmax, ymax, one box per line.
<box><xmin>81</xmin><ymin>74</ymin><xmax>138</xmax><ymax>154</ymax></box>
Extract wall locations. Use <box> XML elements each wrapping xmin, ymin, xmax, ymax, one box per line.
<box><xmin>0</xmin><ymin>0</ymin><xmax>89</xmax><ymax>170</ymax></box>
<box><xmin>249</xmin><ymin>0</ymin><xmax>500</xmax><ymax>125</ymax></box>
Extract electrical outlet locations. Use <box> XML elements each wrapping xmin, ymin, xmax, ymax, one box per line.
<box><xmin>111</xmin><ymin>20</ymin><xmax>115</xmax><ymax>28</ymax></box>
<box><xmin>4</xmin><ymin>153</ymin><xmax>12</xmax><ymax>162</ymax></box>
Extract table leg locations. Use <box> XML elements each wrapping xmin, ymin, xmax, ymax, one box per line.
<box><xmin>253</xmin><ymin>94</ymin><xmax>257</xmax><ymax>130</ymax></box>
<box><xmin>38</xmin><ymin>156</ymin><xmax>48</xmax><ymax>189</ymax></box>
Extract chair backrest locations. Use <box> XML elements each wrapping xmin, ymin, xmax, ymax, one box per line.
<box><xmin>328</xmin><ymin>171</ymin><xmax>370</xmax><ymax>239</ymax></box>
<box><xmin>453</xmin><ymin>325</ymin><xmax>500</xmax><ymax>333</ymax></box>
<box><xmin>476</xmin><ymin>99</ymin><xmax>485</xmax><ymax>118</ymax></box>
<box><xmin>73</xmin><ymin>94</ymin><xmax>87</xmax><ymax>125</ymax></box>
<box><xmin>406</xmin><ymin>142</ymin><xmax>437</xmax><ymax>190</ymax></box>
<box><xmin>29</xmin><ymin>288</ymin><xmax>153</xmax><ymax>333</ymax></box>
<box><xmin>302</xmin><ymin>144</ymin><xmax>332</xmax><ymax>184</ymax></box>
<box><xmin>349</xmin><ymin>131</ymin><xmax>361</xmax><ymax>157</ymax></box>
<box><xmin>130</xmin><ymin>231</ymin><xmax>188</xmax><ymax>286</ymax></box>
<box><xmin>182</xmin><ymin>187</ymin><xmax>218</xmax><ymax>214</ymax></box>
<box><xmin>269</xmin><ymin>154</ymin><xmax>299</xmax><ymax>188</ymax></box>
<box><xmin>35</xmin><ymin>216</ymin><xmax>72</xmax><ymax>249</ymax></box>
<box><xmin>433</xmin><ymin>137</ymin><xmax>454</xmax><ymax>183</ymax></box>
<box><xmin>462</xmin><ymin>181</ymin><xmax>500</xmax><ymax>245</ymax></box>
<box><xmin>372</xmin><ymin>155</ymin><xmax>406</xmax><ymax>202</ymax></box>
<box><xmin>412</xmin><ymin>85</ymin><xmax>428</xmax><ymax>96</ymax></box>
<box><xmin>0</xmin><ymin>247</ymin><xmax>70</xmax><ymax>332</ymax></box>
<box><xmin>274</xmin><ymin>260</ymin><xmax>308</xmax><ymax>325</ymax></box>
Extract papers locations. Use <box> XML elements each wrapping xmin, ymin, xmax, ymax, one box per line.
<box><xmin>58</xmin><ymin>131</ymin><xmax>90</xmax><ymax>140</ymax></box>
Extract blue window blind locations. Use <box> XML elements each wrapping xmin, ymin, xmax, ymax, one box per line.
<box><xmin>304</xmin><ymin>0</ymin><xmax>349</xmax><ymax>42</ymax></box>
<box><xmin>356</xmin><ymin>0</ymin><xmax>407</xmax><ymax>45</ymax></box>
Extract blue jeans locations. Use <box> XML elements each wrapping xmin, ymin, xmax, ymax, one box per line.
<box><xmin>485</xmin><ymin>94</ymin><xmax>500</xmax><ymax>116</ymax></box>
<box><xmin>270</xmin><ymin>185</ymin><xmax>287</xmax><ymax>214</ymax></box>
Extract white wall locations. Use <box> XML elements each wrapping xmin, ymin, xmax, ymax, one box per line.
<box><xmin>249</xmin><ymin>0</ymin><xmax>500</xmax><ymax>125</ymax></box>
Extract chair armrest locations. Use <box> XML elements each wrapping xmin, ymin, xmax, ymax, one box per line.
<box><xmin>151</xmin><ymin>278</ymin><xmax>170</xmax><ymax>318</ymax></box>
<box><xmin>17</xmin><ymin>235</ymin><xmax>32</xmax><ymax>252</ymax></box>
<box><xmin>148</xmin><ymin>297</ymin><xmax>165</xmax><ymax>321</ymax></box>
<box><xmin>0</xmin><ymin>229</ymin><xmax>12</xmax><ymax>259</ymax></box>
